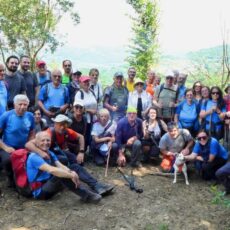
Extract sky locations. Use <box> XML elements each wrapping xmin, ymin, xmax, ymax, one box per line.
<box><xmin>57</xmin><ymin>0</ymin><xmax>230</xmax><ymax>55</ymax></box>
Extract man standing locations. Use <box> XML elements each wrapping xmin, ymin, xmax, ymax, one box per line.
<box><xmin>103</xmin><ymin>72</ymin><xmax>129</xmax><ymax>122</ymax></box>
<box><xmin>124</xmin><ymin>67</ymin><xmax>137</xmax><ymax>92</ymax></box>
<box><xmin>38</xmin><ymin>69</ymin><xmax>69</xmax><ymax>124</ymax></box>
<box><xmin>35</xmin><ymin>60</ymin><xmax>51</xmax><ymax>87</ymax></box>
<box><xmin>4</xmin><ymin>55</ymin><xmax>26</xmax><ymax>109</ymax></box>
<box><xmin>0</xmin><ymin>63</ymin><xmax>7</xmax><ymax>116</ymax></box>
<box><xmin>62</xmin><ymin>60</ymin><xmax>72</xmax><ymax>85</ymax></box>
<box><xmin>0</xmin><ymin>95</ymin><xmax>35</xmax><ymax>185</ymax></box>
<box><xmin>115</xmin><ymin>107</ymin><xmax>143</xmax><ymax>167</ymax></box>
<box><xmin>177</xmin><ymin>73</ymin><xmax>188</xmax><ymax>103</ymax></box>
<box><xmin>18</xmin><ymin>55</ymin><xmax>39</xmax><ymax>110</ymax></box>
<box><xmin>153</xmin><ymin>71</ymin><xmax>179</xmax><ymax>123</ymax></box>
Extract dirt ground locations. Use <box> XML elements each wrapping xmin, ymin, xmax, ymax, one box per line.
<box><xmin>0</xmin><ymin>163</ymin><xmax>230</xmax><ymax>230</ymax></box>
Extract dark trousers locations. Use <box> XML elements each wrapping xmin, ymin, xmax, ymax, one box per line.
<box><xmin>215</xmin><ymin>162</ymin><xmax>230</xmax><ymax>192</ymax></box>
<box><xmin>55</xmin><ymin>151</ymin><xmax>98</xmax><ymax>188</ymax></box>
<box><xmin>0</xmin><ymin>149</ymin><xmax>13</xmax><ymax>179</ymax></box>
<box><xmin>196</xmin><ymin>157</ymin><xmax>227</xmax><ymax>180</ymax></box>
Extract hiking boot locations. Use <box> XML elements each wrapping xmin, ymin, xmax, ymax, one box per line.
<box><xmin>92</xmin><ymin>183</ymin><xmax>114</xmax><ymax>196</ymax></box>
<box><xmin>82</xmin><ymin>190</ymin><xmax>102</xmax><ymax>204</ymax></box>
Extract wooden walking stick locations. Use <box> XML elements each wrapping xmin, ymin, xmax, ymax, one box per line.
<box><xmin>104</xmin><ymin>146</ymin><xmax>112</xmax><ymax>177</ymax></box>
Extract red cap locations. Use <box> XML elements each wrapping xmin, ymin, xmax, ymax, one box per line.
<box><xmin>36</xmin><ymin>60</ymin><xmax>46</xmax><ymax>67</ymax></box>
<box><xmin>79</xmin><ymin>76</ymin><xmax>91</xmax><ymax>82</ymax></box>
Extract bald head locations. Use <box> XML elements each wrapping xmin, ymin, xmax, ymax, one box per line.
<box><xmin>51</xmin><ymin>69</ymin><xmax>62</xmax><ymax>85</ymax></box>
<box><xmin>35</xmin><ymin>131</ymin><xmax>51</xmax><ymax>151</ymax></box>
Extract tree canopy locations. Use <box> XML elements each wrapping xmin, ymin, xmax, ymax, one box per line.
<box><xmin>0</xmin><ymin>0</ymin><xmax>79</xmax><ymax>69</ymax></box>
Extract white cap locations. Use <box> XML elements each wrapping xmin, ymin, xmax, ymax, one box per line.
<box><xmin>73</xmin><ymin>99</ymin><xmax>84</xmax><ymax>107</ymax></box>
<box><xmin>51</xmin><ymin>114</ymin><xmax>72</xmax><ymax>124</ymax></box>
<box><xmin>165</xmin><ymin>70</ymin><xmax>175</xmax><ymax>78</ymax></box>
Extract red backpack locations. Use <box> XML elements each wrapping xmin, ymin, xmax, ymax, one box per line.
<box><xmin>11</xmin><ymin>149</ymin><xmax>43</xmax><ymax>197</ymax></box>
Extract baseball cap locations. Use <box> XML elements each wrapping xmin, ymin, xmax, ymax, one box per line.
<box><xmin>114</xmin><ymin>72</ymin><xmax>124</xmax><ymax>78</ymax></box>
<box><xmin>73</xmin><ymin>99</ymin><xmax>84</xmax><ymax>107</ymax></box>
<box><xmin>79</xmin><ymin>76</ymin><xmax>91</xmax><ymax>82</ymax></box>
<box><xmin>51</xmin><ymin>114</ymin><xmax>72</xmax><ymax>124</ymax></box>
<box><xmin>36</xmin><ymin>60</ymin><xmax>46</xmax><ymax>67</ymax></box>
<box><xmin>127</xmin><ymin>106</ymin><xmax>137</xmax><ymax>113</ymax></box>
<box><xmin>165</xmin><ymin>70</ymin><xmax>175</xmax><ymax>78</ymax></box>
<box><xmin>134</xmin><ymin>78</ymin><xmax>144</xmax><ymax>86</ymax></box>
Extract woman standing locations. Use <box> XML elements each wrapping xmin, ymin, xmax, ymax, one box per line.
<box><xmin>200</xmin><ymin>86</ymin><xmax>226</xmax><ymax>140</ymax></box>
<box><xmin>174</xmin><ymin>89</ymin><xmax>200</xmax><ymax>137</ymax></box>
<box><xmin>192</xmin><ymin>81</ymin><xmax>203</xmax><ymax>103</ymax></box>
<box><xmin>128</xmin><ymin>78</ymin><xmax>152</xmax><ymax>119</ymax></box>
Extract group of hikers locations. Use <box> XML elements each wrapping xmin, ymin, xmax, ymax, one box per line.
<box><xmin>0</xmin><ymin>54</ymin><xmax>230</xmax><ymax>204</ymax></box>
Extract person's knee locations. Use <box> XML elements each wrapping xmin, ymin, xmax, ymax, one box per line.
<box><xmin>133</xmin><ymin>139</ymin><xmax>141</xmax><ymax>148</ymax></box>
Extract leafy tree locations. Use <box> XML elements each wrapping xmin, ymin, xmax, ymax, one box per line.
<box><xmin>0</xmin><ymin>0</ymin><xmax>79</xmax><ymax>70</ymax></box>
<box><xmin>126</xmin><ymin>0</ymin><xmax>159</xmax><ymax>79</ymax></box>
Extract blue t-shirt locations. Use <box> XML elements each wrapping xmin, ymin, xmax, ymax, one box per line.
<box><xmin>26</xmin><ymin>151</ymin><xmax>58</xmax><ymax>197</ymax></box>
<box><xmin>176</xmin><ymin>100</ymin><xmax>199</xmax><ymax>127</ymax></box>
<box><xmin>193</xmin><ymin>137</ymin><xmax>228</xmax><ymax>161</ymax></box>
<box><xmin>0</xmin><ymin>110</ymin><xmax>34</xmax><ymax>148</ymax></box>
<box><xmin>0</xmin><ymin>81</ymin><xmax>8</xmax><ymax>116</ymax></box>
<box><xmin>38</xmin><ymin>83</ymin><xmax>69</xmax><ymax>110</ymax></box>
<box><xmin>201</xmin><ymin>100</ymin><xmax>226</xmax><ymax>126</ymax></box>
<box><xmin>177</xmin><ymin>85</ymin><xmax>186</xmax><ymax>102</ymax></box>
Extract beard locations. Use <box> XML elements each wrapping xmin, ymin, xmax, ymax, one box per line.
<box><xmin>7</xmin><ymin>65</ymin><xmax>18</xmax><ymax>73</ymax></box>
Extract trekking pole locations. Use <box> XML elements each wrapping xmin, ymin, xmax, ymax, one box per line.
<box><xmin>209</xmin><ymin>112</ymin><xmax>213</xmax><ymax>136</ymax></box>
<box><xmin>104</xmin><ymin>146</ymin><xmax>112</xmax><ymax>177</ymax></box>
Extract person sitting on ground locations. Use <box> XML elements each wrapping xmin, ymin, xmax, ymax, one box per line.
<box><xmin>103</xmin><ymin>72</ymin><xmax>129</xmax><ymax>123</ymax></box>
<box><xmin>115</xmin><ymin>107</ymin><xmax>143</xmax><ymax>167</ymax></box>
<box><xmin>184</xmin><ymin>130</ymin><xmax>228</xmax><ymax>181</ymax></box>
<box><xmin>0</xmin><ymin>95</ymin><xmax>35</xmax><ymax>186</ymax></box>
<box><xmin>159</xmin><ymin>121</ymin><xmax>194</xmax><ymax>172</ymax></box>
<box><xmin>26</xmin><ymin>131</ymin><xmax>103</xmax><ymax>202</ymax></box>
<box><xmin>128</xmin><ymin>78</ymin><xmax>152</xmax><ymax>119</ymax></box>
<box><xmin>25</xmin><ymin>118</ymin><xmax>114</xmax><ymax>197</ymax></box>
<box><xmin>38</xmin><ymin>69</ymin><xmax>69</xmax><ymax>125</ymax></box>
<box><xmin>152</xmin><ymin>71</ymin><xmax>179</xmax><ymax>123</ymax></box>
<box><xmin>174</xmin><ymin>89</ymin><xmax>200</xmax><ymax>137</ymax></box>
<box><xmin>142</xmin><ymin>107</ymin><xmax>167</xmax><ymax>162</ymax></box>
<box><xmin>33</xmin><ymin>106</ymin><xmax>48</xmax><ymax>133</ymax></box>
<box><xmin>89</xmin><ymin>68</ymin><xmax>103</xmax><ymax>110</ymax></box>
<box><xmin>91</xmin><ymin>108</ymin><xmax>117</xmax><ymax>166</ymax></box>
<box><xmin>199</xmin><ymin>86</ymin><xmax>226</xmax><ymax>140</ymax></box>
<box><xmin>215</xmin><ymin>160</ymin><xmax>230</xmax><ymax>195</ymax></box>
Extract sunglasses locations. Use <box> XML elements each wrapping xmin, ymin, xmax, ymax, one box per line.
<box><xmin>53</xmin><ymin>75</ymin><xmax>62</xmax><ymax>78</ymax></box>
<box><xmin>166</xmin><ymin>77</ymin><xmax>173</xmax><ymax>80</ymax></box>
<box><xmin>136</xmin><ymin>83</ymin><xmax>143</xmax><ymax>86</ymax></box>
<box><xmin>211</xmin><ymin>92</ymin><xmax>219</xmax><ymax>95</ymax></box>
<box><xmin>75</xmin><ymin>105</ymin><xmax>83</xmax><ymax>110</ymax></box>
<box><xmin>64</xmin><ymin>64</ymin><xmax>71</xmax><ymax>67</ymax></box>
<box><xmin>197</xmin><ymin>136</ymin><xmax>207</xmax><ymax>141</ymax></box>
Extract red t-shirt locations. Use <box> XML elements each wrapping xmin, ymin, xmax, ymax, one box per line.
<box><xmin>47</xmin><ymin>128</ymin><xmax>78</xmax><ymax>150</ymax></box>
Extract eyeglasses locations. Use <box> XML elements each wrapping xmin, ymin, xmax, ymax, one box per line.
<box><xmin>136</xmin><ymin>83</ymin><xmax>143</xmax><ymax>86</ymax></box>
<box><xmin>64</xmin><ymin>64</ymin><xmax>71</xmax><ymax>67</ymax></box>
<box><xmin>166</xmin><ymin>77</ymin><xmax>173</xmax><ymax>80</ymax></box>
<box><xmin>53</xmin><ymin>75</ymin><xmax>61</xmax><ymax>79</ymax></box>
<box><xmin>211</xmin><ymin>92</ymin><xmax>219</xmax><ymax>95</ymax></box>
<box><xmin>197</xmin><ymin>136</ymin><xmax>207</xmax><ymax>141</ymax></box>
<box><xmin>75</xmin><ymin>105</ymin><xmax>83</xmax><ymax>110</ymax></box>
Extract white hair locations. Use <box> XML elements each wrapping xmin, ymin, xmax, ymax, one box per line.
<box><xmin>13</xmin><ymin>94</ymin><xmax>30</xmax><ymax>104</ymax></box>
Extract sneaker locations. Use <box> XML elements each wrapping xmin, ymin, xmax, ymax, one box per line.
<box><xmin>93</xmin><ymin>183</ymin><xmax>115</xmax><ymax>196</ymax></box>
<box><xmin>83</xmin><ymin>190</ymin><xmax>102</xmax><ymax>204</ymax></box>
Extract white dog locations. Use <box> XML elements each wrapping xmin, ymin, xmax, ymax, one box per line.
<box><xmin>173</xmin><ymin>153</ymin><xmax>189</xmax><ymax>185</ymax></box>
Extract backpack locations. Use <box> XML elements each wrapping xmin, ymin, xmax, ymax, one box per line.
<box><xmin>43</xmin><ymin>83</ymin><xmax>68</xmax><ymax>104</ymax></box>
<box><xmin>11</xmin><ymin>149</ymin><xmax>43</xmax><ymax>197</ymax></box>
<box><xmin>79</xmin><ymin>89</ymin><xmax>96</xmax><ymax>100</ymax></box>
<box><xmin>158</xmin><ymin>83</ymin><xmax>179</xmax><ymax>102</ymax></box>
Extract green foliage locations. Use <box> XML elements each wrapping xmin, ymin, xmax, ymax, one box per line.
<box><xmin>210</xmin><ymin>185</ymin><xmax>230</xmax><ymax>208</ymax></box>
<box><xmin>0</xmin><ymin>0</ymin><xmax>79</xmax><ymax>70</ymax></box>
<box><xmin>126</xmin><ymin>0</ymin><xmax>159</xmax><ymax>79</ymax></box>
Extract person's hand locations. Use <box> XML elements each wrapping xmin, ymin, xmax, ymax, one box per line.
<box><xmin>111</xmin><ymin>105</ymin><xmax>118</xmax><ymax>112</ymax></box>
<box><xmin>76</xmin><ymin>153</ymin><xmax>84</xmax><ymax>164</ymax></box>
<box><xmin>70</xmin><ymin>171</ymin><xmax>80</xmax><ymax>188</ymax></box>
<box><xmin>117</xmin><ymin>153</ymin><xmax>126</xmax><ymax>167</ymax></box>
<box><xmin>41</xmin><ymin>151</ymin><xmax>50</xmax><ymax>160</ymax></box>
<box><xmin>181</xmin><ymin>148</ymin><xmax>190</xmax><ymax>156</ymax></box>
<box><xmin>107</xmin><ymin>141</ymin><xmax>112</xmax><ymax>149</ymax></box>
<box><xmin>126</xmin><ymin>136</ymin><xmax>137</xmax><ymax>146</ymax></box>
<box><xmin>4</xmin><ymin>146</ymin><xmax>15</xmax><ymax>154</ymax></box>
<box><xmin>59</xmin><ymin>105</ymin><xmax>66</xmax><ymax>113</ymax></box>
<box><xmin>169</xmin><ymin>102</ymin><xmax>175</xmax><ymax>107</ymax></box>
<box><xmin>45</xmin><ymin>110</ymin><xmax>55</xmax><ymax>118</ymax></box>
<box><xmin>196</xmin><ymin>156</ymin><xmax>204</xmax><ymax>161</ymax></box>
<box><xmin>167</xmin><ymin>151</ymin><xmax>175</xmax><ymax>156</ymax></box>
